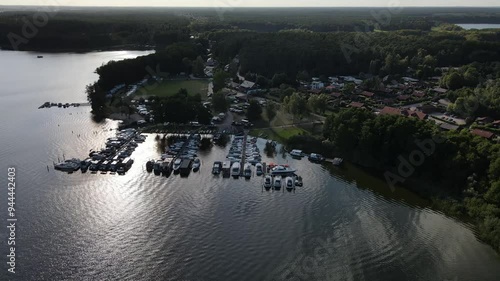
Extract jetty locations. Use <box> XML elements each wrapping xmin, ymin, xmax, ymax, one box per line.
<box><xmin>38</xmin><ymin>102</ymin><xmax>90</xmax><ymax>109</ymax></box>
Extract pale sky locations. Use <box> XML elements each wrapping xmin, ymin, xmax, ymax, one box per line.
<box><xmin>2</xmin><ymin>0</ymin><xmax>500</xmax><ymax>7</ymax></box>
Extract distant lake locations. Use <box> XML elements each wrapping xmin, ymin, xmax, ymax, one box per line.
<box><xmin>457</xmin><ymin>23</ymin><xmax>500</xmax><ymax>30</ymax></box>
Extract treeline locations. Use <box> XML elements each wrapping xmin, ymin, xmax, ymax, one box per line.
<box><xmin>209</xmin><ymin>29</ymin><xmax>500</xmax><ymax>79</ymax></box>
<box><xmin>95</xmin><ymin>41</ymin><xmax>206</xmax><ymax>91</ymax></box>
<box><xmin>306</xmin><ymin>108</ymin><xmax>500</xmax><ymax>252</ymax></box>
<box><xmin>0</xmin><ymin>10</ymin><xmax>191</xmax><ymax>51</ymax></box>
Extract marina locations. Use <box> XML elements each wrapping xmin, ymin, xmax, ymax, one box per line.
<box><xmin>131</xmin><ymin>131</ymin><xmax>306</xmax><ymax>191</ymax></box>
<box><xmin>53</xmin><ymin>128</ymin><xmax>146</xmax><ymax>175</ymax></box>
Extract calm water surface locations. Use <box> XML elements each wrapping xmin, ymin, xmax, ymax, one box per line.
<box><xmin>457</xmin><ymin>23</ymin><xmax>500</xmax><ymax>30</ymax></box>
<box><xmin>0</xmin><ymin>50</ymin><xmax>499</xmax><ymax>281</ymax></box>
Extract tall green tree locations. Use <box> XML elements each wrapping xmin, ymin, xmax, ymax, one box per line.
<box><xmin>246</xmin><ymin>100</ymin><xmax>263</xmax><ymax>121</ymax></box>
<box><xmin>212</xmin><ymin>91</ymin><xmax>228</xmax><ymax>113</ymax></box>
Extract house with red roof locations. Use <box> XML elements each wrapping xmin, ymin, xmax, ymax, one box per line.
<box><xmin>380</xmin><ymin>106</ymin><xmax>402</xmax><ymax>116</ymax></box>
<box><xmin>360</xmin><ymin>91</ymin><xmax>375</xmax><ymax>98</ymax></box>
<box><xmin>349</xmin><ymin>102</ymin><xmax>365</xmax><ymax>108</ymax></box>
<box><xmin>471</xmin><ymin>129</ymin><xmax>495</xmax><ymax>140</ymax></box>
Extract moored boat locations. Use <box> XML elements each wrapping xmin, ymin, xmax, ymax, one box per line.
<box><xmin>54</xmin><ymin>158</ymin><xmax>81</xmax><ymax>172</ymax></box>
<box><xmin>308</xmin><ymin>153</ymin><xmax>325</xmax><ymax>162</ymax></box>
<box><xmin>146</xmin><ymin>160</ymin><xmax>154</xmax><ymax>172</ymax></box>
<box><xmin>179</xmin><ymin>158</ymin><xmax>192</xmax><ymax>177</ymax></box>
<box><xmin>290</xmin><ymin>149</ymin><xmax>303</xmax><ymax>158</ymax></box>
<box><xmin>243</xmin><ymin>163</ymin><xmax>252</xmax><ymax>179</ymax></box>
<box><xmin>222</xmin><ymin>161</ymin><xmax>231</xmax><ymax>178</ymax></box>
<box><xmin>273</xmin><ymin>177</ymin><xmax>282</xmax><ymax>190</ymax></box>
<box><xmin>270</xmin><ymin>165</ymin><xmax>296</xmax><ymax>176</ymax></box>
<box><xmin>255</xmin><ymin>163</ymin><xmax>263</xmax><ymax>176</ymax></box>
<box><xmin>153</xmin><ymin>160</ymin><xmax>162</xmax><ymax>176</ymax></box>
<box><xmin>263</xmin><ymin>175</ymin><xmax>273</xmax><ymax>189</ymax></box>
<box><xmin>231</xmin><ymin>161</ymin><xmax>241</xmax><ymax>178</ymax></box>
<box><xmin>172</xmin><ymin>158</ymin><xmax>182</xmax><ymax>174</ymax></box>
<box><xmin>212</xmin><ymin>161</ymin><xmax>222</xmax><ymax>175</ymax></box>
<box><xmin>295</xmin><ymin>175</ymin><xmax>303</xmax><ymax>187</ymax></box>
<box><xmin>285</xmin><ymin>176</ymin><xmax>295</xmax><ymax>190</ymax></box>
<box><xmin>192</xmin><ymin>158</ymin><xmax>201</xmax><ymax>172</ymax></box>
<box><xmin>332</xmin><ymin>158</ymin><xmax>344</xmax><ymax>166</ymax></box>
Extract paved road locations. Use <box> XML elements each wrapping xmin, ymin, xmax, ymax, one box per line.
<box><xmin>216</xmin><ymin>111</ymin><xmax>235</xmax><ymax>132</ymax></box>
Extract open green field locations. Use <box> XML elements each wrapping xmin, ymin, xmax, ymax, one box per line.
<box><xmin>136</xmin><ymin>79</ymin><xmax>209</xmax><ymax>98</ymax></box>
<box><xmin>250</xmin><ymin>126</ymin><xmax>308</xmax><ymax>142</ymax></box>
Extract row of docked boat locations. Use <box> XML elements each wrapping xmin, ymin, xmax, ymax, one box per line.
<box><xmin>54</xmin><ymin>128</ymin><xmax>144</xmax><ymax>174</ymax></box>
<box><xmin>289</xmin><ymin>149</ymin><xmax>343</xmax><ymax>166</ymax></box>
<box><xmin>262</xmin><ymin>174</ymin><xmax>303</xmax><ymax>191</ymax></box>
<box><xmin>146</xmin><ymin>134</ymin><xmax>202</xmax><ymax>177</ymax></box>
<box><xmin>230</xmin><ymin>136</ymin><xmax>262</xmax><ymax>179</ymax></box>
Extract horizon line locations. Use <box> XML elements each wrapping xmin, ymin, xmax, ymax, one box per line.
<box><xmin>1</xmin><ymin>5</ymin><xmax>500</xmax><ymax>8</ymax></box>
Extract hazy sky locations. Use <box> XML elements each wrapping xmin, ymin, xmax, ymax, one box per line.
<box><xmin>2</xmin><ymin>0</ymin><xmax>500</xmax><ymax>7</ymax></box>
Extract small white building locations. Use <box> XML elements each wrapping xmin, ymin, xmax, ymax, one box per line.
<box><xmin>311</xmin><ymin>81</ymin><xmax>325</xmax><ymax>90</ymax></box>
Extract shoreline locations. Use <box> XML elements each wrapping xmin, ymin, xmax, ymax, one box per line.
<box><xmin>0</xmin><ymin>44</ymin><xmax>155</xmax><ymax>53</ymax></box>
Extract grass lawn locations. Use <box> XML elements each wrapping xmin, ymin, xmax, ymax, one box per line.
<box><xmin>136</xmin><ymin>79</ymin><xmax>209</xmax><ymax>98</ymax></box>
<box><xmin>250</xmin><ymin>126</ymin><xmax>308</xmax><ymax>142</ymax></box>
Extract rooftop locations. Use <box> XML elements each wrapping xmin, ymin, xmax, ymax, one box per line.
<box><xmin>471</xmin><ymin>129</ymin><xmax>495</xmax><ymax>139</ymax></box>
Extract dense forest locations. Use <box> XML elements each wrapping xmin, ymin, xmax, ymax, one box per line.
<box><xmin>0</xmin><ymin>9</ymin><xmax>191</xmax><ymax>50</ymax></box>
<box><xmin>1</xmin><ymin>7</ymin><xmax>500</xmax><ymax>50</ymax></box>
<box><xmin>210</xmin><ymin>29</ymin><xmax>500</xmax><ymax>78</ymax></box>
<box><xmin>286</xmin><ymin>108</ymin><xmax>500</xmax><ymax>252</ymax></box>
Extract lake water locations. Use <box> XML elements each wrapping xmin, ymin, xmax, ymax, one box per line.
<box><xmin>1</xmin><ymin>50</ymin><xmax>500</xmax><ymax>281</ymax></box>
<box><xmin>457</xmin><ymin>23</ymin><xmax>500</xmax><ymax>30</ymax></box>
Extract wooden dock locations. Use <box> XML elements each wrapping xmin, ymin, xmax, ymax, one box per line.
<box><xmin>38</xmin><ymin>102</ymin><xmax>90</xmax><ymax>109</ymax></box>
<box><xmin>240</xmin><ymin>131</ymin><xmax>248</xmax><ymax>175</ymax></box>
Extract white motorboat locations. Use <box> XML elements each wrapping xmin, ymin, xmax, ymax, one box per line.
<box><xmin>231</xmin><ymin>161</ymin><xmax>241</xmax><ymax>178</ymax></box>
<box><xmin>285</xmin><ymin>176</ymin><xmax>295</xmax><ymax>189</ymax></box>
<box><xmin>290</xmin><ymin>149</ymin><xmax>303</xmax><ymax>158</ymax></box>
<box><xmin>172</xmin><ymin>158</ymin><xmax>182</xmax><ymax>174</ymax></box>
<box><xmin>270</xmin><ymin>165</ymin><xmax>296</xmax><ymax>176</ymax></box>
<box><xmin>332</xmin><ymin>158</ymin><xmax>344</xmax><ymax>166</ymax></box>
<box><xmin>255</xmin><ymin>163</ymin><xmax>263</xmax><ymax>176</ymax></box>
<box><xmin>273</xmin><ymin>177</ymin><xmax>282</xmax><ymax>189</ymax></box>
<box><xmin>263</xmin><ymin>175</ymin><xmax>273</xmax><ymax>189</ymax></box>
<box><xmin>243</xmin><ymin>163</ymin><xmax>252</xmax><ymax>179</ymax></box>
<box><xmin>192</xmin><ymin>158</ymin><xmax>201</xmax><ymax>172</ymax></box>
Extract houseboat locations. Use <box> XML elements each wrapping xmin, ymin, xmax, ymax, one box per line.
<box><xmin>222</xmin><ymin>161</ymin><xmax>231</xmax><ymax>178</ymax></box>
<box><xmin>179</xmin><ymin>159</ymin><xmax>192</xmax><ymax>177</ymax></box>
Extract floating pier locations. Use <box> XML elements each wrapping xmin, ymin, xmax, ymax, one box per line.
<box><xmin>38</xmin><ymin>102</ymin><xmax>89</xmax><ymax>109</ymax></box>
